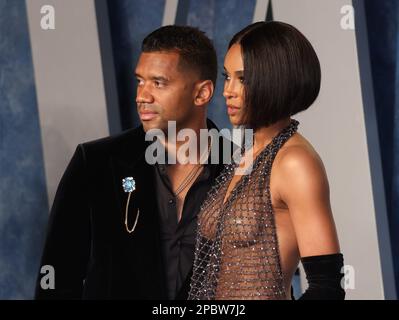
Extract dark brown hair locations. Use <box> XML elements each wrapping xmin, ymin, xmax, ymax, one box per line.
<box><xmin>229</xmin><ymin>21</ymin><xmax>321</xmax><ymax>130</ymax></box>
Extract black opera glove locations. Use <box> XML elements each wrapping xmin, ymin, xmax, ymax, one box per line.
<box><xmin>298</xmin><ymin>253</ymin><xmax>345</xmax><ymax>300</ymax></box>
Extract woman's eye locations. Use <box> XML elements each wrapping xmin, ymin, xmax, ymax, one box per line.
<box><xmin>239</xmin><ymin>77</ymin><xmax>245</xmax><ymax>84</ymax></box>
<box><xmin>222</xmin><ymin>72</ymin><xmax>230</xmax><ymax>81</ymax></box>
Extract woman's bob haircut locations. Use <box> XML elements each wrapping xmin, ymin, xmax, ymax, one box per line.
<box><xmin>229</xmin><ymin>21</ymin><xmax>321</xmax><ymax>130</ymax></box>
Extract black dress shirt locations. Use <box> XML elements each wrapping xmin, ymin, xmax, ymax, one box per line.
<box><xmin>154</xmin><ymin>157</ymin><xmax>218</xmax><ymax>299</ymax></box>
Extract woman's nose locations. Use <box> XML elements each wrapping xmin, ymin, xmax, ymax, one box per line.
<box><xmin>223</xmin><ymin>83</ymin><xmax>238</xmax><ymax>99</ymax></box>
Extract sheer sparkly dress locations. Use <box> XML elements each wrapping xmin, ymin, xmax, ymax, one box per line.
<box><xmin>188</xmin><ymin>119</ymin><xmax>299</xmax><ymax>300</ymax></box>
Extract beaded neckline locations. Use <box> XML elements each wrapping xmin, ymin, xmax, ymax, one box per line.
<box><xmin>204</xmin><ymin>119</ymin><xmax>299</xmax><ymax>212</ymax></box>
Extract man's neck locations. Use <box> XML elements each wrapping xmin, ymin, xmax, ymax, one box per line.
<box><xmin>165</xmin><ymin>118</ymin><xmax>208</xmax><ymax>166</ymax></box>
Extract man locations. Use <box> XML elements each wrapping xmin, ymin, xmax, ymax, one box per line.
<box><xmin>35</xmin><ymin>25</ymin><xmax>229</xmax><ymax>299</ymax></box>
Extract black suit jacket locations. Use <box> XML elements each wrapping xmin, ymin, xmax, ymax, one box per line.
<box><xmin>35</xmin><ymin>120</ymin><xmax>228</xmax><ymax>299</ymax></box>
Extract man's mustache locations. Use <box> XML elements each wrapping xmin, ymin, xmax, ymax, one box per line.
<box><xmin>137</xmin><ymin>104</ymin><xmax>160</xmax><ymax>113</ymax></box>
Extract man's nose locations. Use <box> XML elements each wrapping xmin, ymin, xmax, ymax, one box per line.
<box><xmin>136</xmin><ymin>86</ymin><xmax>154</xmax><ymax>104</ymax></box>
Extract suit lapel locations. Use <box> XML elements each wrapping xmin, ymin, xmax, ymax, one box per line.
<box><xmin>109</xmin><ymin>128</ymin><xmax>166</xmax><ymax>296</ymax></box>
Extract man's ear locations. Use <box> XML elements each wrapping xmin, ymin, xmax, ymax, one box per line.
<box><xmin>194</xmin><ymin>80</ymin><xmax>214</xmax><ymax>106</ymax></box>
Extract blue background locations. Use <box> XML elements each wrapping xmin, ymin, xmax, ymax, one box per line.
<box><xmin>0</xmin><ymin>0</ymin><xmax>48</xmax><ymax>299</ymax></box>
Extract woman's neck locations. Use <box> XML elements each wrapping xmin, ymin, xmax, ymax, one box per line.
<box><xmin>253</xmin><ymin>117</ymin><xmax>291</xmax><ymax>152</ymax></box>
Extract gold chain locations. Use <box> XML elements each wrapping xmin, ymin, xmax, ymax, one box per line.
<box><xmin>125</xmin><ymin>192</ymin><xmax>140</xmax><ymax>233</ymax></box>
<box><xmin>174</xmin><ymin>165</ymin><xmax>203</xmax><ymax>196</ymax></box>
<box><xmin>173</xmin><ymin>138</ymin><xmax>212</xmax><ymax>196</ymax></box>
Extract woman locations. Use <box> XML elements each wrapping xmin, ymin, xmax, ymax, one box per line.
<box><xmin>188</xmin><ymin>21</ymin><xmax>345</xmax><ymax>300</ymax></box>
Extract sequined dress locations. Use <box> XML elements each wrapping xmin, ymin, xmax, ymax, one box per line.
<box><xmin>188</xmin><ymin>119</ymin><xmax>299</xmax><ymax>300</ymax></box>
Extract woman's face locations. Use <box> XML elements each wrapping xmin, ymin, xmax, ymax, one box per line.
<box><xmin>223</xmin><ymin>44</ymin><xmax>245</xmax><ymax>126</ymax></box>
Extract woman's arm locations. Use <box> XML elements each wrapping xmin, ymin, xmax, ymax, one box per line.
<box><xmin>275</xmin><ymin>145</ymin><xmax>345</xmax><ymax>299</ymax></box>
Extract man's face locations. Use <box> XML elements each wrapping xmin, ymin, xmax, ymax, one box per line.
<box><xmin>135</xmin><ymin>51</ymin><xmax>198</xmax><ymax>133</ymax></box>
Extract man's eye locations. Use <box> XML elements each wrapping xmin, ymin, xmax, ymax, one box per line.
<box><xmin>136</xmin><ymin>78</ymin><xmax>144</xmax><ymax>86</ymax></box>
<box><xmin>154</xmin><ymin>81</ymin><xmax>165</xmax><ymax>88</ymax></box>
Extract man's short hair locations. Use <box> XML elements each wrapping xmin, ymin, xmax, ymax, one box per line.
<box><xmin>142</xmin><ymin>25</ymin><xmax>217</xmax><ymax>86</ymax></box>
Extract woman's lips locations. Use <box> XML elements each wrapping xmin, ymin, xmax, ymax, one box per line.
<box><xmin>227</xmin><ymin>105</ymin><xmax>240</xmax><ymax>116</ymax></box>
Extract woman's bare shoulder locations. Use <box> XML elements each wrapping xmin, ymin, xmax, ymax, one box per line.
<box><xmin>275</xmin><ymin>133</ymin><xmax>325</xmax><ymax>172</ymax></box>
<box><xmin>272</xmin><ymin>132</ymin><xmax>329</xmax><ymax>199</ymax></box>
